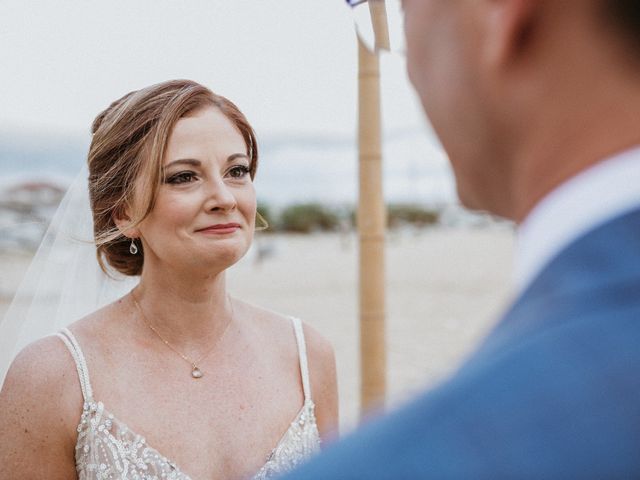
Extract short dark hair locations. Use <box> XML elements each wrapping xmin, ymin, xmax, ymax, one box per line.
<box><xmin>602</xmin><ymin>0</ymin><xmax>640</xmax><ymax>53</ymax></box>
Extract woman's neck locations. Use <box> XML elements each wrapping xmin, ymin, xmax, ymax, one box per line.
<box><xmin>132</xmin><ymin>265</ymin><xmax>233</xmax><ymax>349</ymax></box>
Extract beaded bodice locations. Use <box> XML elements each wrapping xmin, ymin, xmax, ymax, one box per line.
<box><xmin>56</xmin><ymin>317</ymin><xmax>321</xmax><ymax>480</ymax></box>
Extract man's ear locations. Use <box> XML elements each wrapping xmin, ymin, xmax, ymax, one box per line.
<box><xmin>482</xmin><ymin>0</ymin><xmax>539</xmax><ymax>68</ymax></box>
<box><xmin>112</xmin><ymin>205</ymin><xmax>140</xmax><ymax>239</ymax></box>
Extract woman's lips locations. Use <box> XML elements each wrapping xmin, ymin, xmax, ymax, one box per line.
<box><xmin>196</xmin><ymin>223</ymin><xmax>241</xmax><ymax>234</ymax></box>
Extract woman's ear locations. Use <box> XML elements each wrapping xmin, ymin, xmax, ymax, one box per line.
<box><xmin>112</xmin><ymin>205</ymin><xmax>140</xmax><ymax>239</ymax></box>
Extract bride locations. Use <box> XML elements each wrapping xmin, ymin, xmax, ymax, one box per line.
<box><xmin>0</xmin><ymin>79</ymin><xmax>338</xmax><ymax>479</ymax></box>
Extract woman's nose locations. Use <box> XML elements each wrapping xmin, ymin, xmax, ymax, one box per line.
<box><xmin>204</xmin><ymin>178</ymin><xmax>237</xmax><ymax>212</ymax></box>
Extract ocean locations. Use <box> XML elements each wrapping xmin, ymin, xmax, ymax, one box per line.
<box><xmin>0</xmin><ymin>128</ymin><xmax>456</xmax><ymax>208</ymax></box>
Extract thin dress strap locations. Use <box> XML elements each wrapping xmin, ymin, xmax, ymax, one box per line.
<box><xmin>56</xmin><ymin>328</ymin><xmax>94</xmax><ymax>402</ymax></box>
<box><xmin>290</xmin><ymin>317</ymin><xmax>312</xmax><ymax>403</ymax></box>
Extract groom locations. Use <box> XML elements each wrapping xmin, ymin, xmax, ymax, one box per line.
<box><xmin>285</xmin><ymin>0</ymin><xmax>640</xmax><ymax>477</ymax></box>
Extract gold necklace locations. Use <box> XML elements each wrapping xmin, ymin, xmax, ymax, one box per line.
<box><xmin>130</xmin><ymin>290</ymin><xmax>234</xmax><ymax>379</ymax></box>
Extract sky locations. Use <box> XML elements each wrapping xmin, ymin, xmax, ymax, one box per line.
<box><xmin>0</xmin><ymin>0</ymin><xmax>453</xmax><ymax>204</ymax></box>
<box><xmin>0</xmin><ymin>0</ymin><xmax>429</xmax><ymax>136</ymax></box>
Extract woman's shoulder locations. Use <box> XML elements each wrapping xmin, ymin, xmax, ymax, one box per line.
<box><xmin>237</xmin><ymin>301</ymin><xmax>338</xmax><ymax>435</ymax></box>
<box><xmin>234</xmin><ymin>299</ymin><xmax>292</xmax><ymax>337</ymax></box>
<box><xmin>64</xmin><ymin>296</ymin><xmax>131</xmax><ymax>347</ymax></box>
<box><xmin>1</xmin><ymin>335</ymin><xmax>82</xmax><ymax>438</ymax></box>
<box><xmin>235</xmin><ymin>300</ymin><xmax>333</xmax><ymax>356</ymax></box>
<box><xmin>3</xmin><ymin>299</ymin><xmax>124</xmax><ymax>398</ymax></box>
<box><xmin>1</xmin><ymin>331</ymin><xmax>87</xmax><ymax>427</ymax></box>
<box><xmin>0</xmin><ymin>335</ymin><xmax>81</xmax><ymax>476</ymax></box>
<box><xmin>4</xmin><ymin>334</ymin><xmax>78</xmax><ymax>395</ymax></box>
<box><xmin>68</xmin><ymin>296</ymin><xmax>127</xmax><ymax>329</ymax></box>
<box><xmin>236</xmin><ymin>300</ymin><xmax>336</xmax><ymax>397</ymax></box>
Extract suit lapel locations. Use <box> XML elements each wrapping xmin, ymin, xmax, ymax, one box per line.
<box><xmin>470</xmin><ymin>207</ymin><xmax>640</xmax><ymax>363</ymax></box>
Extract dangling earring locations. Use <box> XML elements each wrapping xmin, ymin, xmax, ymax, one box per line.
<box><xmin>255</xmin><ymin>212</ymin><xmax>269</xmax><ymax>231</ymax></box>
<box><xmin>129</xmin><ymin>238</ymin><xmax>139</xmax><ymax>255</ymax></box>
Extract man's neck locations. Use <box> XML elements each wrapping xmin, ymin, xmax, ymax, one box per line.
<box><xmin>510</xmin><ymin>87</ymin><xmax>640</xmax><ymax>223</ymax></box>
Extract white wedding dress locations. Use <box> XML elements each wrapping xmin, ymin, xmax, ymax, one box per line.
<box><xmin>56</xmin><ymin>317</ymin><xmax>321</xmax><ymax>480</ymax></box>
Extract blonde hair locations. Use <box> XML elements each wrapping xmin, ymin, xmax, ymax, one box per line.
<box><xmin>88</xmin><ymin>79</ymin><xmax>258</xmax><ymax>276</ymax></box>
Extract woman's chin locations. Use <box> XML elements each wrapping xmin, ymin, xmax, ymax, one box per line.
<box><xmin>194</xmin><ymin>244</ymin><xmax>249</xmax><ymax>271</ymax></box>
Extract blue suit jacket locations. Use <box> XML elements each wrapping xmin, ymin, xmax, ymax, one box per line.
<box><xmin>285</xmin><ymin>208</ymin><xmax>640</xmax><ymax>479</ymax></box>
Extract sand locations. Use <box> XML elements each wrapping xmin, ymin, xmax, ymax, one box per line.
<box><xmin>0</xmin><ymin>227</ymin><xmax>515</xmax><ymax>433</ymax></box>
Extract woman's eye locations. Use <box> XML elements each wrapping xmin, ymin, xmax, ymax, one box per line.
<box><xmin>228</xmin><ymin>165</ymin><xmax>250</xmax><ymax>179</ymax></box>
<box><xmin>166</xmin><ymin>171</ymin><xmax>197</xmax><ymax>184</ymax></box>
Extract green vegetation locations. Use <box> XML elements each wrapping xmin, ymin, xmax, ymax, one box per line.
<box><xmin>255</xmin><ymin>202</ymin><xmax>441</xmax><ymax>233</ymax></box>
<box><xmin>279</xmin><ymin>203</ymin><xmax>340</xmax><ymax>233</ymax></box>
<box><xmin>387</xmin><ymin>203</ymin><xmax>439</xmax><ymax>229</ymax></box>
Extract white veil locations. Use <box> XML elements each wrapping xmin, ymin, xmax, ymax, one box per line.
<box><xmin>0</xmin><ymin>165</ymin><xmax>138</xmax><ymax>386</ymax></box>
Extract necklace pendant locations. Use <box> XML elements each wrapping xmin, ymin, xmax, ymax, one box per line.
<box><xmin>191</xmin><ymin>366</ymin><xmax>203</xmax><ymax>379</ymax></box>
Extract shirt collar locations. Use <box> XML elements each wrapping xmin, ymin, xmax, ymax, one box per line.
<box><xmin>514</xmin><ymin>145</ymin><xmax>640</xmax><ymax>294</ymax></box>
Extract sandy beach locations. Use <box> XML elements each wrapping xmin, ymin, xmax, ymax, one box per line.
<box><xmin>0</xmin><ymin>226</ymin><xmax>515</xmax><ymax>433</ymax></box>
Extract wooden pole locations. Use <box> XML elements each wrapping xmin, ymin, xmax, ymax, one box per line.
<box><xmin>368</xmin><ymin>0</ymin><xmax>390</xmax><ymax>51</ymax></box>
<box><xmin>358</xmin><ymin>33</ymin><xmax>386</xmax><ymax>414</ymax></box>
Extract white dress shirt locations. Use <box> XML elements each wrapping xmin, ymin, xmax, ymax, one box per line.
<box><xmin>514</xmin><ymin>146</ymin><xmax>640</xmax><ymax>294</ymax></box>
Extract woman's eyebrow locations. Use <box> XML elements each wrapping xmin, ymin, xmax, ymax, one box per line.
<box><xmin>227</xmin><ymin>153</ymin><xmax>250</xmax><ymax>163</ymax></box>
<box><xmin>164</xmin><ymin>158</ymin><xmax>201</xmax><ymax>169</ymax></box>
<box><xmin>165</xmin><ymin>154</ymin><xmax>248</xmax><ymax>167</ymax></box>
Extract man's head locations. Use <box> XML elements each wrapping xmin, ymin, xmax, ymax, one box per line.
<box><xmin>402</xmin><ymin>0</ymin><xmax>640</xmax><ymax>221</ymax></box>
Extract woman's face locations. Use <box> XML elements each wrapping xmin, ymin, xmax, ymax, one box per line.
<box><xmin>137</xmin><ymin>106</ymin><xmax>256</xmax><ymax>274</ymax></box>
